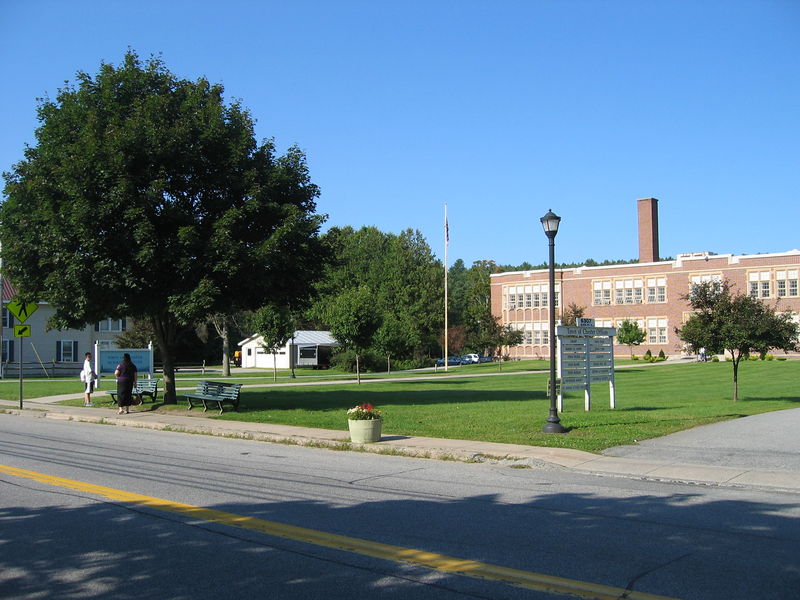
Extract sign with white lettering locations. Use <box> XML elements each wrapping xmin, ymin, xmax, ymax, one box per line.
<box><xmin>556</xmin><ymin>324</ymin><xmax>617</xmax><ymax>411</ymax></box>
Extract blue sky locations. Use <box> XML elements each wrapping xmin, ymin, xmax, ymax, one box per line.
<box><xmin>2</xmin><ymin>0</ymin><xmax>798</xmax><ymax>268</ymax></box>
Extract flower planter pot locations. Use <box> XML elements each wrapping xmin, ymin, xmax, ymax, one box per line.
<box><xmin>348</xmin><ymin>418</ymin><xmax>382</xmax><ymax>443</ymax></box>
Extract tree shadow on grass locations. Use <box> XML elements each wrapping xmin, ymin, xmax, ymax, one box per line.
<box><xmin>235</xmin><ymin>387</ymin><xmax>547</xmax><ymax>414</ymax></box>
<box><xmin>740</xmin><ymin>396</ymin><xmax>800</xmax><ymax>403</ymax></box>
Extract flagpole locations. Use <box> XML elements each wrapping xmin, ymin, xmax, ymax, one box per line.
<box><xmin>444</xmin><ymin>204</ymin><xmax>449</xmax><ymax>372</ymax></box>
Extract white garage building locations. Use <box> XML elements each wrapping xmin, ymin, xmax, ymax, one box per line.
<box><xmin>237</xmin><ymin>330</ymin><xmax>339</xmax><ymax>369</ymax></box>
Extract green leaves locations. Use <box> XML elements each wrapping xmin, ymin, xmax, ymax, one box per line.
<box><xmin>677</xmin><ymin>280</ymin><xmax>800</xmax><ymax>401</ymax></box>
<box><xmin>1</xmin><ymin>49</ymin><xmax>327</xmax><ymax>399</ymax></box>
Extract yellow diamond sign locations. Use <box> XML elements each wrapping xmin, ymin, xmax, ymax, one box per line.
<box><xmin>7</xmin><ymin>300</ymin><xmax>38</xmax><ymax>323</ymax></box>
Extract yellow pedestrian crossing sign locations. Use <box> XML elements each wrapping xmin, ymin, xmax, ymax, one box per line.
<box><xmin>6</xmin><ymin>300</ymin><xmax>38</xmax><ymax>323</ymax></box>
<box><xmin>14</xmin><ymin>325</ymin><xmax>31</xmax><ymax>337</ymax></box>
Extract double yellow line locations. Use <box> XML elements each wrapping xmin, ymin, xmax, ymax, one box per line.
<box><xmin>0</xmin><ymin>463</ymin><xmax>680</xmax><ymax>600</ymax></box>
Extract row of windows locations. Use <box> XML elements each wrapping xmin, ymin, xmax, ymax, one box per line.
<box><xmin>509</xmin><ymin>317</ymin><xmax>669</xmax><ymax>346</ymax></box>
<box><xmin>505</xmin><ymin>292</ymin><xmax>560</xmax><ymax>309</ymax></box>
<box><xmin>592</xmin><ymin>278</ymin><xmax>667</xmax><ymax>306</ymax></box>
<box><xmin>519</xmin><ymin>330</ymin><xmax>550</xmax><ymax>346</ymax></box>
<box><xmin>593</xmin><ymin>287</ymin><xmax>667</xmax><ymax>305</ymax></box>
<box><xmin>749</xmin><ymin>271</ymin><xmax>800</xmax><ymax>299</ymax></box>
<box><xmin>1</xmin><ymin>310</ymin><xmax>126</xmax><ymax>331</ymax></box>
<box><xmin>0</xmin><ymin>340</ymin><xmax>108</xmax><ymax>363</ymax></box>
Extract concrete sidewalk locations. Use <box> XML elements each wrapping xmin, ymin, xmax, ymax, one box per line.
<box><xmin>2</xmin><ymin>396</ymin><xmax>799</xmax><ymax>494</ymax></box>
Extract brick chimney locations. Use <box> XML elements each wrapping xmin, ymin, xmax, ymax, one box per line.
<box><xmin>637</xmin><ymin>197</ymin><xmax>659</xmax><ymax>263</ymax></box>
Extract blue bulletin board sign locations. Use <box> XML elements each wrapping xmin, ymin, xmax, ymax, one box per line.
<box><xmin>96</xmin><ymin>345</ymin><xmax>154</xmax><ymax>376</ymax></box>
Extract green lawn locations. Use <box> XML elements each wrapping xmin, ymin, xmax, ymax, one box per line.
<box><xmin>5</xmin><ymin>360</ymin><xmax>797</xmax><ymax>454</ymax></box>
<box><xmin>214</xmin><ymin>360</ymin><xmax>800</xmax><ymax>453</ymax></box>
<box><xmin>0</xmin><ymin>359</ymin><xmax>551</xmax><ymax>400</ymax></box>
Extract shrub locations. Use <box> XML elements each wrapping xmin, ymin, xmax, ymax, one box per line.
<box><xmin>658</xmin><ymin>349</ymin><xmax>666</xmax><ymax>359</ymax></box>
<box><xmin>765</xmin><ymin>354</ymin><xmax>775</xmax><ymax>361</ymax></box>
<box><xmin>631</xmin><ymin>354</ymin><xmax>639</xmax><ymax>361</ymax></box>
<box><xmin>392</xmin><ymin>357</ymin><xmax>428</xmax><ymax>371</ymax></box>
<box><xmin>330</xmin><ymin>349</ymin><xmax>384</xmax><ymax>373</ymax></box>
<box><xmin>776</xmin><ymin>356</ymin><xmax>788</xmax><ymax>361</ymax></box>
<box><xmin>711</xmin><ymin>355</ymin><xmax>720</xmax><ymax>362</ymax></box>
<box><xmin>644</xmin><ymin>349</ymin><xmax>653</xmax><ymax>360</ymax></box>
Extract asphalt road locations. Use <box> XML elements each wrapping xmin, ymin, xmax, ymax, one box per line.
<box><xmin>2</xmin><ymin>414</ymin><xmax>800</xmax><ymax>600</ymax></box>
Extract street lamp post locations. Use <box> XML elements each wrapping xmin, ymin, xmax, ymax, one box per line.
<box><xmin>540</xmin><ymin>209</ymin><xmax>567</xmax><ymax>434</ymax></box>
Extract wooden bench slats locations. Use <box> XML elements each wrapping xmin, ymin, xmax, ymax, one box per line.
<box><xmin>184</xmin><ymin>380</ymin><xmax>242</xmax><ymax>414</ymax></box>
<box><xmin>106</xmin><ymin>379</ymin><xmax>160</xmax><ymax>405</ymax></box>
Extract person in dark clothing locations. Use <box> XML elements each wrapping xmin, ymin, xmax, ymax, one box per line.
<box><xmin>114</xmin><ymin>353</ymin><xmax>138</xmax><ymax>414</ymax></box>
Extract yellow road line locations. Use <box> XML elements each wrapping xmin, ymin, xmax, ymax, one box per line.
<box><xmin>0</xmin><ymin>463</ymin><xmax>681</xmax><ymax>600</ymax></box>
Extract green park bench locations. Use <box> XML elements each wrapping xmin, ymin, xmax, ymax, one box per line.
<box><xmin>184</xmin><ymin>381</ymin><xmax>242</xmax><ymax>414</ymax></box>
<box><xmin>107</xmin><ymin>378</ymin><xmax>160</xmax><ymax>405</ymax></box>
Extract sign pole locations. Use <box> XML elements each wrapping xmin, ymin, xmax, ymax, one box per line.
<box><xmin>18</xmin><ymin>341</ymin><xmax>23</xmax><ymax>409</ymax></box>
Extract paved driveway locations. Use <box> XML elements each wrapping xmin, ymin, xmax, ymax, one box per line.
<box><xmin>603</xmin><ymin>407</ymin><xmax>800</xmax><ymax>471</ymax></box>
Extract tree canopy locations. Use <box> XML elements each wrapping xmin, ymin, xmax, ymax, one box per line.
<box><xmin>0</xmin><ymin>50</ymin><xmax>327</xmax><ymax>401</ymax></box>
<box><xmin>617</xmin><ymin>319</ymin><xmax>646</xmax><ymax>356</ymax></box>
<box><xmin>447</xmin><ymin>259</ymin><xmax>520</xmax><ymax>356</ymax></box>
<box><xmin>308</xmin><ymin>226</ymin><xmax>443</xmax><ymax>367</ymax></box>
<box><xmin>676</xmin><ymin>280</ymin><xmax>799</xmax><ymax>401</ymax></box>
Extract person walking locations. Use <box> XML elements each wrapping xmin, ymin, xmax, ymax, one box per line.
<box><xmin>114</xmin><ymin>353</ymin><xmax>138</xmax><ymax>414</ymax></box>
<box><xmin>81</xmin><ymin>352</ymin><xmax>97</xmax><ymax>406</ymax></box>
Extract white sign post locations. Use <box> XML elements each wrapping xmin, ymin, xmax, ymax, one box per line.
<box><xmin>556</xmin><ymin>325</ymin><xmax>616</xmax><ymax>412</ymax></box>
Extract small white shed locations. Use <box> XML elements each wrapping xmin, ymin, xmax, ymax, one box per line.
<box><xmin>238</xmin><ymin>330</ymin><xmax>339</xmax><ymax>369</ymax></box>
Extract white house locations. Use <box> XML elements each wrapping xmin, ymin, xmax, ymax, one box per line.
<box><xmin>1</xmin><ymin>279</ymin><xmax>127</xmax><ymax>377</ymax></box>
<box><xmin>238</xmin><ymin>330</ymin><xmax>339</xmax><ymax>369</ymax></box>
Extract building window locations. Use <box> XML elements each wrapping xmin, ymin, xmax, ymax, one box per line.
<box><xmin>1</xmin><ymin>308</ymin><xmax>13</xmax><ymax>329</ymax></box>
<box><xmin>690</xmin><ymin>273</ymin><xmax>722</xmax><ymax>285</ymax></box>
<box><xmin>647</xmin><ymin>278</ymin><xmax>667</xmax><ymax>303</ymax></box>
<box><xmin>593</xmin><ymin>280</ymin><xmax>612</xmax><ymax>305</ymax></box>
<box><xmin>56</xmin><ymin>340</ymin><xmax>79</xmax><ymax>362</ymax></box>
<box><xmin>505</xmin><ymin>285</ymin><xmax>553</xmax><ymax>310</ymax></box>
<box><xmin>2</xmin><ymin>340</ymin><xmax>14</xmax><ymax>362</ymax></box>
<box><xmin>95</xmin><ymin>318</ymin><xmax>126</xmax><ymax>332</ymax></box>
<box><xmin>96</xmin><ymin>340</ymin><xmax>113</xmax><ymax>351</ymax></box>
<box><xmin>647</xmin><ymin>318</ymin><xmax>667</xmax><ymax>345</ymax></box>
<box><xmin>776</xmin><ymin>270</ymin><xmax>799</xmax><ymax>298</ymax></box>
<box><xmin>748</xmin><ymin>271</ymin><xmax>771</xmax><ymax>298</ymax></box>
<box><xmin>615</xmin><ymin>279</ymin><xmax>644</xmax><ymax>305</ymax></box>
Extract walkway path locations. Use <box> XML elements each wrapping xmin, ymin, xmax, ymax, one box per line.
<box><xmin>2</xmin><ymin>393</ymin><xmax>798</xmax><ymax>494</ymax></box>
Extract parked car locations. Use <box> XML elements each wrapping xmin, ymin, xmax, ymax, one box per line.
<box><xmin>478</xmin><ymin>355</ymin><xmax>494</xmax><ymax>363</ymax></box>
<box><xmin>461</xmin><ymin>354</ymin><xmax>480</xmax><ymax>364</ymax></box>
<box><xmin>435</xmin><ymin>356</ymin><xmax>465</xmax><ymax>366</ymax></box>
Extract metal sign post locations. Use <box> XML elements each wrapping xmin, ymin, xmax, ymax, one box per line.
<box><xmin>7</xmin><ymin>300</ymin><xmax>38</xmax><ymax>409</ymax></box>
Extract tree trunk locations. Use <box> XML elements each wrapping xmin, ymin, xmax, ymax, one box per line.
<box><xmin>221</xmin><ymin>318</ymin><xmax>230</xmax><ymax>377</ymax></box>
<box><xmin>731</xmin><ymin>351</ymin><xmax>740</xmax><ymax>403</ymax></box>
<box><xmin>356</xmin><ymin>353</ymin><xmax>361</xmax><ymax>384</ymax></box>
<box><xmin>152</xmin><ymin>313</ymin><xmax>178</xmax><ymax>404</ymax></box>
<box><xmin>273</xmin><ymin>351</ymin><xmax>277</xmax><ymax>382</ymax></box>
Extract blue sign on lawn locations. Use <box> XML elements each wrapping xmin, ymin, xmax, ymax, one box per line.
<box><xmin>97</xmin><ymin>348</ymin><xmax>153</xmax><ymax>375</ymax></box>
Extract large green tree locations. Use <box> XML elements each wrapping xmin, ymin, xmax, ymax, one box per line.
<box><xmin>0</xmin><ymin>51</ymin><xmax>327</xmax><ymax>402</ymax></box>
<box><xmin>676</xmin><ymin>280</ymin><xmax>799</xmax><ymax>402</ymax></box>
<box><xmin>309</xmin><ymin>226</ymin><xmax>443</xmax><ymax>364</ymax></box>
